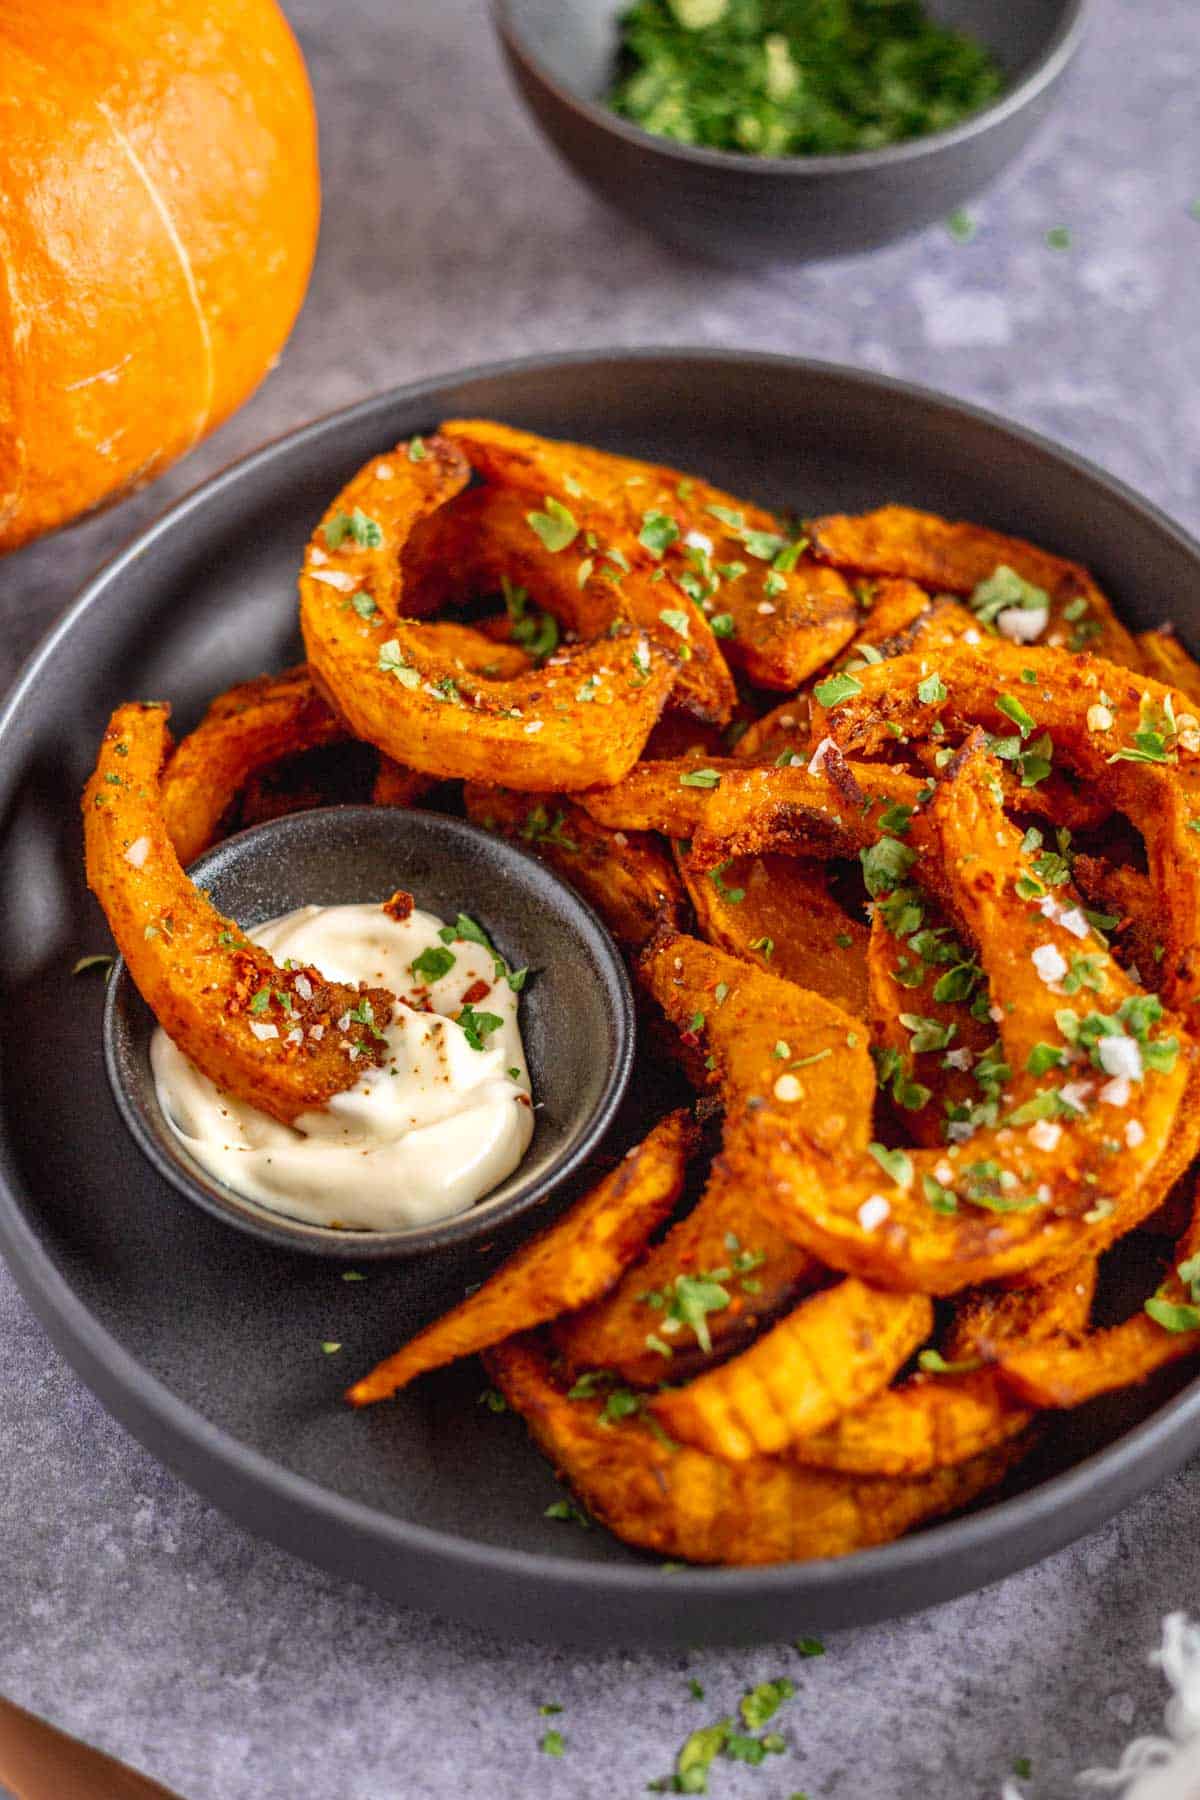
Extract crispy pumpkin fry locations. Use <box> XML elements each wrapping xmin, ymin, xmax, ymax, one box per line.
<box><xmin>790</xmin><ymin>1367</ymin><xmax>1031</xmax><ymax>1476</ymax></box>
<box><xmin>83</xmin><ymin>703</ymin><xmax>392</xmax><ymax>1123</ymax></box>
<box><xmin>404</xmin><ymin>479</ymin><xmax>735</xmax><ymax>724</ymax></box>
<box><xmin>675</xmin><ymin>847</ymin><xmax>870</xmax><ymax>1018</ymax></box>
<box><xmin>792</xmin><ymin>1257</ymin><xmax>1097</xmax><ymax>1477</ymax></box>
<box><xmin>345</xmin><ymin>1110</ymin><xmax>698</xmax><ymax>1405</ymax></box>
<box><xmin>997</xmin><ymin>1187</ymin><xmax>1200</xmax><ymax>1408</ymax></box>
<box><xmin>442</xmin><ymin>417</ymin><xmax>859</xmax><ymax>690</ymax></box>
<box><xmin>463</xmin><ymin>783</ymin><xmax>686</xmax><ymax>951</ymax></box>
<box><xmin>299</xmin><ymin>437</ymin><xmax>677</xmax><ymax>791</ymax></box>
<box><xmin>815</xmin><ymin>642</ymin><xmax>1200</xmax><ymax>1008</ymax></box>
<box><xmin>485</xmin><ymin>1336</ymin><xmax>1030</xmax><ymax>1566</ymax></box>
<box><xmin>649</xmin><ymin>1277</ymin><xmax>933</xmax><ymax>1460</ymax></box>
<box><xmin>943</xmin><ymin>1258</ymin><xmax>1098</xmax><ymax>1361</ymax></box>
<box><xmin>552</xmin><ymin>1140</ymin><xmax>822</xmax><ymax>1386</ymax></box>
<box><xmin>578</xmin><ymin>755</ymin><xmax>923</xmax><ymax>867</ymax></box>
<box><xmin>999</xmin><ymin>1306</ymin><xmax>1200</xmax><ymax>1408</ymax></box>
<box><xmin>1137</xmin><ymin>629</ymin><xmax>1200</xmax><ymax>706</ymax></box>
<box><xmin>554</xmin><ymin>938</ymin><xmax>873</xmax><ymax>1384</ymax></box>
<box><xmin>809</xmin><ymin>504</ymin><xmax>1139</xmax><ymax>667</ymax></box>
<box><xmin>745</xmin><ymin>745</ymin><xmax>1197</xmax><ymax>1293</ymax></box>
<box><xmin>640</xmin><ymin>931</ymin><xmax>874</xmax><ymax>1120</ymax></box>
<box><xmin>161</xmin><ymin>666</ymin><xmax>347</xmax><ymax>866</ymax></box>
<box><xmin>731</xmin><ymin>583</ymin><xmax>976</xmax><ymax>765</ymax></box>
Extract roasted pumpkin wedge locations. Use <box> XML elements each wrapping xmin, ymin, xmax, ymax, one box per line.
<box><xmin>346</xmin><ymin>1111</ymin><xmax>698</xmax><ymax>1405</ymax></box>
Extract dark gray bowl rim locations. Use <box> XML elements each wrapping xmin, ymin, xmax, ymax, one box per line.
<box><xmin>2</xmin><ymin>347</ymin><xmax>1200</xmax><ymax>1630</ymax></box>
<box><xmin>101</xmin><ymin>805</ymin><xmax>637</xmax><ymax>1260</ymax></box>
<box><xmin>492</xmin><ymin>0</ymin><xmax>1089</xmax><ymax>176</ymax></box>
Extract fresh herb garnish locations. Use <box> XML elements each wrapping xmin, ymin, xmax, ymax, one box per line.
<box><xmin>457</xmin><ymin>1004</ymin><xmax>504</xmax><ymax>1051</ymax></box>
<box><xmin>607</xmin><ymin>0</ymin><xmax>1003</xmax><ymax>159</ymax></box>
<box><xmin>814</xmin><ymin>670</ymin><xmax>862</xmax><ymax>709</ymax></box>
<box><xmin>525</xmin><ymin>496</ymin><xmax>578</xmax><ymax>553</ymax></box>
<box><xmin>324</xmin><ymin>507</ymin><xmax>383</xmax><ymax>550</ymax></box>
<box><xmin>410</xmin><ymin>945</ymin><xmax>456</xmax><ymax>983</ymax></box>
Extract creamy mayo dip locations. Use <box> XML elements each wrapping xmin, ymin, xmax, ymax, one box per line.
<box><xmin>151</xmin><ymin>900</ymin><xmax>534</xmax><ymax>1230</ymax></box>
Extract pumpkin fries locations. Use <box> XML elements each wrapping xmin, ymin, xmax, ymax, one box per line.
<box><xmin>85</xmin><ymin>425</ymin><xmax>1200</xmax><ymax>1567</ymax></box>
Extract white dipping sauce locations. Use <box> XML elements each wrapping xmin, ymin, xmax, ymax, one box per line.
<box><xmin>151</xmin><ymin>901</ymin><xmax>534</xmax><ymax>1230</ymax></box>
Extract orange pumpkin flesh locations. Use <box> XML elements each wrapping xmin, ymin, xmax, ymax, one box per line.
<box><xmin>0</xmin><ymin>0</ymin><xmax>319</xmax><ymax>552</ymax></box>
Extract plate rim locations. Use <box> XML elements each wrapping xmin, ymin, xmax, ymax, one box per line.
<box><xmin>4</xmin><ymin>344</ymin><xmax>1200</xmax><ymax>1637</ymax></box>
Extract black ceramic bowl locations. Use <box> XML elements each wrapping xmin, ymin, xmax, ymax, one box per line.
<box><xmin>104</xmin><ymin>806</ymin><xmax>635</xmax><ymax>1258</ymax></box>
<box><xmin>492</xmin><ymin>0</ymin><xmax>1088</xmax><ymax>263</ymax></box>
<box><xmin>6</xmin><ymin>351</ymin><xmax>1200</xmax><ymax>1645</ymax></box>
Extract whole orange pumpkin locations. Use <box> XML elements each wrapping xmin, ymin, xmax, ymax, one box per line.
<box><xmin>0</xmin><ymin>0</ymin><xmax>320</xmax><ymax>554</ymax></box>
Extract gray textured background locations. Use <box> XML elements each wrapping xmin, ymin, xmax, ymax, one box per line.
<box><xmin>2</xmin><ymin>2</ymin><xmax>1198</xmax><ymax>1795</ymax></box>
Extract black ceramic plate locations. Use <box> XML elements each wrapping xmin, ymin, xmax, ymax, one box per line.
<box><xmin>3</xmin><ymin>351</ymin><xmax>1200</xmax><ymax>1647</ymax></box>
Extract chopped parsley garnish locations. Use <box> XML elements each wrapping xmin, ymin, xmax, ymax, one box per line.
<box><xmin>502</xmin><ymin>575</ymin><xmax>560</xmax><ymax>661</ymax></box>
<box><xmin>917</xmin><ymin>672</ymin><xmax>947</xmax><ymax>704</ymax></box>
<box><xmin>439</xmin><ymin>912</ymin><xmax>527</xmax><ymax>990</ymax></box>
<box><xmin>961</xmin><ymin>1160</ymin><xmax>1038</xmax><ymax>1212</ymax></box>
<box><xmin>873</xmin><ymin>1044</ymin><xmax>932</xmax><ymax>1113</ymax></box>
<box><xmin>457</xmin><ymin>1004</ymin><xmax>504</xmax><ymax>1051</ymax></box>
<box><xmin>410</xmin><ymin>945</ymin><xmax>455</xmax><ymax>983</ymax></box>
<box><xmin>520</xmin><ymin>803</ymin><xmax>578</xmax><ymax>850</ymax></box>
<box><xmin>377</xmin><ymin>639</ymin><xmax>419</xmax><ymax>688</ymax></box>
<box><xmin>709</xmin><ymin>861</ymin><xmax>746</xmax><ymax>904</ymax></box>
<box><xmin>918</xmin><ymin>1349</ymin><xmax>984</xmax><ymax>1375</ymax></box>
<box><xmin>899</xmin><ymin>1011</ymin><xmax>955</xmax><ymax>1054</ymax></box>
<box><xmin>407</xmin><ymin>437</ymin><xmax>427</xmax><ymax>462</ymax></box>
<box><xmin>659</xmin><ymin>607</ymin><xmax>692</xmax><ymax>639</ymax></box>
<box><xmin>946</xmin><ymin>207</ymin><xmax>976</xmax><ymax>242</ymax></box>
<box><xmin>1045</xmin><ymin>225</ymin><xmax>1072</xmax><ymax>251</ymax></box>
<box><xmin>922</xmin><ymin>1173</ymin><xmax>957</xmax><ymax>1213</ymax></box>
<box><xmin>1145</xmin><ymin>1292</ymin><xmax>1200</xmax><ymax>1334</ymax></box>
<box><xmin>679</xmin><ymin>767</ymin><xmax>723</xmax><ymax>789</ymax></box>
<box><xmin>969</xmin><ymin>564</ymin><xmax>1049</xmax><ymax>629</ymax></box>
<box><xmin>324</xmin><ymin>507</ymin><xmax>383</xmax><ymax>550</ymax></box>
<box><xmin>814</xmin><ymin>670</ymin><xmax>862</xmax><ymax>709</ymax></box>
<box><xmin>545</xmin><ymin>1497</ymin><xmax>590</xmax><ymax>1526</ymax></box>
<box><xmin>525</xmin><ymin>496</ymin><xmax>578</xmax><ymax>553</ymax></box>
<box><xmin>996</xmin><ymin>693</ymin><xmax>1036</xmax><ymax>735</ymax></box>
<box><xmin>709</xmin><ymin>612</ymin><xmax>736</xmax><ymax>638</ymax></box>
<box><xmin>867</xmin><ymin>1142</ymin><xmax>913</xmax><ymax>1186</ymax></box>
<box><xmin>1108</xmin><ymin>692</ymin><xmax>1178</xmax><ymax>766</ymax></box>
<box><xmin>860</xmin><ymin>836</ymin><xmax>916</xmax><ymax>896</ymax></box>
<box><xmin>478</xmin><ymin>1387</ymin><xmax>508</xmax><ymax>1413</ymax></box>
<box><xmin>640</xmin><ymin>509</ymin><xmax>681</xmax><ymax>557</ymax></box>
<box><xmin>349</xmin><ymin>590</ymin><xmax>378</xmax><ymax>619</ymax></box>
<box><xmin>607</xmin><ymin>0</ymin><xmax>1003</xmax><ymax>159</ymax></box>
<box><xmin>640</xmin><ymin>1269</ymin><xmax>732</xmax><ymax>1354</ymax></box>
<box><xmin>539</xmin><ymin>1728</ymin><xmax>565</xmax><ymax>1757</ymax></box>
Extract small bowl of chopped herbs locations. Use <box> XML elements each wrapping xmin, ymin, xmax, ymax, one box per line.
<box><xmin>491</xmin><ymin>0</ymin><xmax>1088</xmax><ymax>263</ymax></box>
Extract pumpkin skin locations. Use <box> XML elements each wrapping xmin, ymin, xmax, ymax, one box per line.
<box><xmin>0</xmin><ymin>0</ymin><xmax>319</xmax><ymax>553</ymax></box>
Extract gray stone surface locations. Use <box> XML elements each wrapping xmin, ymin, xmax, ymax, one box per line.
<box><xmin>1</xmin><ymin>0</ymin><xmax>1198</xmax><ymax>1794</ymax></box>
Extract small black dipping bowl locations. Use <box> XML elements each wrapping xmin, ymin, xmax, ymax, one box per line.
<box><xmin>104</xmin><ymin>806</ymin><xmax>635</xmax><ymax>1258</ymax></box>
<box><xmin>492</xmin><ymin>0</ymin><xmax>1088</xmax><ymax>264</ymax></box>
